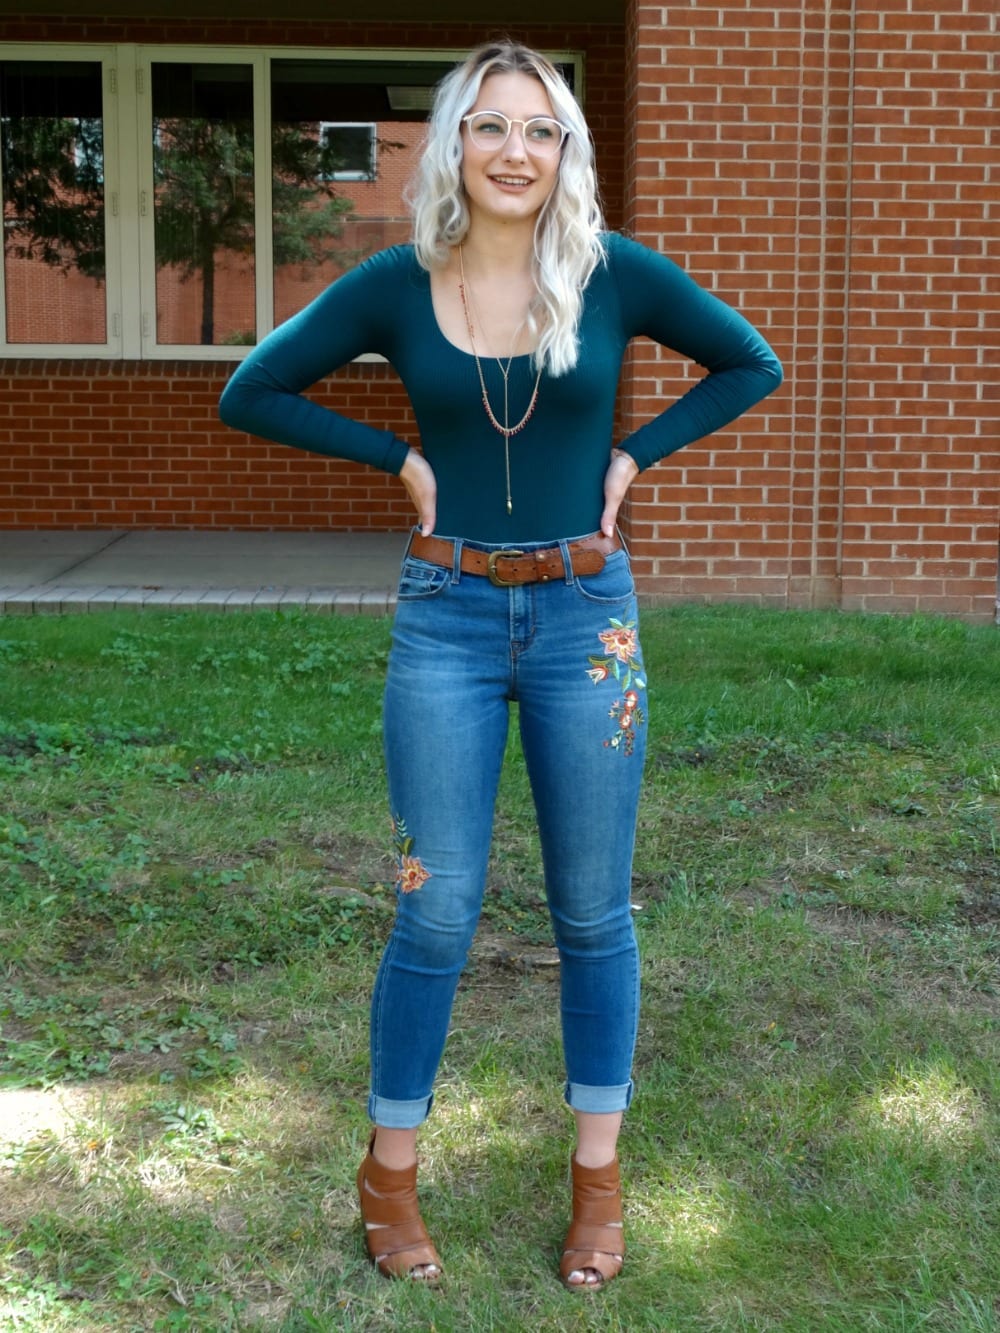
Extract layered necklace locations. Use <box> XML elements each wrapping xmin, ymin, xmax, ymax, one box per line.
<box><xmin>458</xmin><ymin>245</ymin><xmax>543</xmax><ymax>515</ymax></box>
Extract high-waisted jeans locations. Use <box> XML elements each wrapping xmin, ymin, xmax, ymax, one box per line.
<box><xmin>369</xmin><ymin>531</ymin><xmax>647</xmax><ymax>1129</ymax></box>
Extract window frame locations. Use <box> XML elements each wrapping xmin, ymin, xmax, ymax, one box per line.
<box><xmin>0</xmin><ymin>42</ymin><xmax>583</xmax><ymax>361</ymax></box>
<box><xmin>134</xmin><ymin>46</ymin><xmax>267</xmax><ymax>361</ymax></box>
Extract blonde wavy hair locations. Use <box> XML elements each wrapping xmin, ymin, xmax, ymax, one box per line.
<box><xmin>408</xmin><ymin>41</ymin><xmax>605</xmax><ymax>377</ymax></box>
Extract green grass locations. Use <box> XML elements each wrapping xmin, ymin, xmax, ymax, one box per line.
<box><xmin>1</xmin><ymin>606</ymin><xmax>998</xmax><ymax>1331</ymax></box>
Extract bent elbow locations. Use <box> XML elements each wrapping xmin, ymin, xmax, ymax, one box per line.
<box><xmin>218</xmin><ymin>377</ymin><xmax>251</xmax><ymax>434</ymax></box>
<box><xmin>759</xmin><ymin>346</ymin><xmax>784</xmax><ymax>397</ymax></box>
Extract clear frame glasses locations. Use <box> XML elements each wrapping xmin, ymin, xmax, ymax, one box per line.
<box><xmin>461</xmin><ymin>110</ymin><xmax>569</xmax><ymax>157</ymax></box>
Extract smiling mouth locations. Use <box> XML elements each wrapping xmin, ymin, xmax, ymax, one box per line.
<box><xmin>491</xmin><ymin>175</ymin><xmax>534</xmax><ymax>187</ymax></box>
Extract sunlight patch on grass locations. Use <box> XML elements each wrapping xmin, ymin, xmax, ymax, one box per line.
<box><xmin>631</xmin><ymin>1167</ymin><xmax>741</xmax><ymax>1285</ymax></box>
<box><xmin>0</xmin><ymin>1087</ymin><xmax>85</xmax><ymax>1147</ymax></box>
<box><xmin>1</xmin><ymin>1068</ymin><xmax>350</xmax><ymax>1212</ymax></box>
<box><xmin>856</xmin><ymin>1063</ymin><xmax>986</xmax><ymax>1155</ymax></box>
<box><xmin>432</xmin><ymin>1083</ymin><xmax>562</xmax><ymax>1160</ymax></box>
<box><xmin>661</xmin><ymin>1185</ymin><xmax>734</xmax><ymax>1252</ymax></box>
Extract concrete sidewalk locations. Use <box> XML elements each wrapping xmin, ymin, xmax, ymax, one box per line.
<box><xmin>0</xmin><ymin>530</ymin><xmax>407</xmax><ymax>615</ymax></box>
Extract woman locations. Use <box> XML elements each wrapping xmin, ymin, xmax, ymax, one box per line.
<box><xmin>220</xmin><ymin>40</ymin><xmax>782</xmax><ymax>1289</ymax></box>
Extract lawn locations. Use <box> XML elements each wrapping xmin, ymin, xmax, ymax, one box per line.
<box><xmin>1</xmin><ymin>606</ymin><xmax>998</xmax><ymax>1331</ymax></box>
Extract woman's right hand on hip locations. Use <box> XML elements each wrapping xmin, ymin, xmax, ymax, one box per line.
<box><xmin>400</xmin><ymin>448</ymin><xmax>437</xmax><ymax>537</ymax></box>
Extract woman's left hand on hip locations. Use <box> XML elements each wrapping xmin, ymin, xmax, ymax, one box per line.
<box><xmin>600</xmin><ymin>449</ymin><xmax>640</xmax><ymax>537</ymax></box>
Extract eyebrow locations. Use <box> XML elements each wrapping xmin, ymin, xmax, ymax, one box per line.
<box><xmin>470</xmin><ymin>108</ymin><xmax>558</xmax><ymax>120</ymax></box>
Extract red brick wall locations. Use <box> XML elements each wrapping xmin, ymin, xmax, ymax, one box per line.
<box><xmin>0</xmin><ymin>358</ymin><xmax>416</xmax><ymax>528</ymax></box>
<box><xmin>842</xmin><ymin>2</ymin><xmax>997</xmax><ymax>618</ymax></box>
<box><xmin>622</xmin><ymin>0</ymin><xmax>998</xmax><ymax>619</ymax></box>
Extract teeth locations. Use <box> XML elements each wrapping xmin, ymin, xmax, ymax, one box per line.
<box><xmin>494</xmin><ymin>176</ymin><xmax>531</xmax><ymax>186</ymax></box>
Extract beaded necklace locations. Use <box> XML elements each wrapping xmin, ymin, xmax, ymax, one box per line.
<box><xmin>458</xmin><ymin>245</ymin><xmax>543</xmax><ymax>515</ymax></box>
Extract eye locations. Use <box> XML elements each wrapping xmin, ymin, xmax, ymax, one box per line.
<box><xmin>472</xmin><ymin>114</ymin><xmax>507</xmax><ymax>136</ymax></box>
<box><xmin>526</xmin><ymin>119</ymin><xmax>557</xmax><ymax>142</ymax></box>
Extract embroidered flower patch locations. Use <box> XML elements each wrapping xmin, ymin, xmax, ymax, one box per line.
<box><xmin>391</xmin><ymin>813</ymin><xmax>431</xmax><ymax>893</ymax></box>
<box><xmin>587</xmin><ymin>617</ymin><xmax>646</xmax><ymax>755</ymax></box>
<box><xmin>598</xmin><ymin>622</ymin><xmax>640</xmax><ymax>664</ymax></box>
<box><xmin>606</xmin><ymin>689</ymin><xmax>645</xmax><ymax>756</ymax></box>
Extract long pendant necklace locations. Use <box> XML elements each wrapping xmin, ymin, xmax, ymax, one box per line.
<box><xmin>458</xmin><ymin>245</ymin><xmax>543</xmax><ymax>515</ymax></box>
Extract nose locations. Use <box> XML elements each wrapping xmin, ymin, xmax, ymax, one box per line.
<box><xmin>502</xmin><ymin>122</ymin><xmax>528</xmax><ymax>159</ymax></box>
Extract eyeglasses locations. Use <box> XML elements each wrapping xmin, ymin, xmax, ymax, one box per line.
<box><xmin>461</xmin><ymin>111</ymin><xmax>569</xmax><ymax>157</ymax></box>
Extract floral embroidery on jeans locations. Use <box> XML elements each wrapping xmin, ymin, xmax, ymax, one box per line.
<box><xmin>587</xmin><ymin>618</ymin><xmax>646</xmax><ymax>755</ymax></box>
<box><xmin>606</xmin><ymin>690</ymin><xmax>645</xmax><ymax>756</ymax></box>
<box><xmin>391</xmin><ymin>814</ymin><xmax>431</xmax><ymax>893</ymax></box>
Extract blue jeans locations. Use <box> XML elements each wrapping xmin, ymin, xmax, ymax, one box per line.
<box><xmin>369</xmin><ymin>532</ymin><xmax>647</xmax><ymax>1129</ymax></box>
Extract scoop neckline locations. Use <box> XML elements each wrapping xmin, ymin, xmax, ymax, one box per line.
<box><xmin>426</xmin><ymin>256</ymin><xmax>536</xmax><ymax>364</ymax></box>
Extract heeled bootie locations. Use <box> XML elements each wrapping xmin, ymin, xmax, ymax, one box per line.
<box><xmin>559</xmin><ymin>1153</ymin><xmax>624</xmax><ymax>1290</ymax></box>
<box><xmin>356</xmin><ymin>1132</ymin><xmax>442</xmax><ymax>1282</ymax></box>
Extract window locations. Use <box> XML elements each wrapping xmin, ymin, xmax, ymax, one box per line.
<box><xmin>0</xmin><ymin>54</ymin><xmax>114</xmax><ymax>350</ymax></box>
<box><xmin>319</xmin><ymin>123</ymin><xmax>377</xmax><ymax>181</ymax></box>
<box><xmin>0</xmin><ymin>44</ymin><xmax>581</xmax><ymax>359</ymax></box>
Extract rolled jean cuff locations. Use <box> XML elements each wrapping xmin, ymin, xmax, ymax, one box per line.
<box><xmin>564</xmin><ymin>1080</ymin><xmax>634</xmax><ymax>1114</ymax></box>
<box><xmin>367</xmin><ymin>1092</ymin><xmax>434</xmax><ymax>1129</ymax></box>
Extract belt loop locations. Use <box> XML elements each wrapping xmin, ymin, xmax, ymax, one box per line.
<box><xmin>451</xmin><ymin>536</ymin><xmax>463</xmax><ymax>584</ymax></box>
<box><xmin>558</xmin><ymin>538</ymin><xmax>574</xmax><ymax>585</ymax></box>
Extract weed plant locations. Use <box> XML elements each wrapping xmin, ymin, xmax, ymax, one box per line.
<box><xmin>1</xmin><ymin>607</ymin><xmax>998</xmax><ymax>1330</ymax></box>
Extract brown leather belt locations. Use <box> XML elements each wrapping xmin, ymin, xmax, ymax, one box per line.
<box><xmin>409</xmin><ymin>530</ymin><xmax>622</xmax><ymax>587</ymax></box>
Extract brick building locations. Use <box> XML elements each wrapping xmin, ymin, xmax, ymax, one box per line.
<box><xmin>1</xmin><ymin>1</ymin><xmax>996</xmax><ymax>619</ymax></box>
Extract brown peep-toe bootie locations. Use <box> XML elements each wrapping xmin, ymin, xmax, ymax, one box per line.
<box><xmin>559</xmin><ymin>1153</ymin><xmax>625</xmax><ymax>1290</ymax></box>
<box><xmin>357</xmin><ymin>1132</ymin><xmax>442</xmax><ymax>1282</ymax></box>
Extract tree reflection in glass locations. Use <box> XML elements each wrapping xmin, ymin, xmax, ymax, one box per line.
<box><xmin>0</xmin><ymin>59</ymin><xmax>106</xmax><ymax>344</ymax></box>
<box><xmin>151</xmin><ymin>63</ymin><xmax>256</xmax><ymax>347</ymax></box>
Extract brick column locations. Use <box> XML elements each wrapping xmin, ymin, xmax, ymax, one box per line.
<box><xmin>841</xmin><ymin>0</ymin><xmax>999</xmax><ymax>618</ymax></box>
<box><xmin>622</xmin><ymin>0</ymin><xmax>844</xmax><ymax>608</ymax></box>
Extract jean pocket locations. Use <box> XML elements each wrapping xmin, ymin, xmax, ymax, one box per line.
<box><xmin>574</xmin><ymin>548</ymin><xmax>635</xmax><ymax>604</ymax></box>
<box><xmin>397</xmin><ymin>555</ymin><xmax>451</xmax><ymax>600</ymax></box>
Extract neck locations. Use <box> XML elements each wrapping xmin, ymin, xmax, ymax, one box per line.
<box><xmin>460</xmin><ymin>218</ymin><xmax>536</xmax><ymax>276</ymax></box>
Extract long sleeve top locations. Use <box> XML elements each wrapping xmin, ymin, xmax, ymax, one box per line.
<box><xmin>218</xmin><ymin>231</ymin><xmax>783</xmax><ymax>543</ymax></box>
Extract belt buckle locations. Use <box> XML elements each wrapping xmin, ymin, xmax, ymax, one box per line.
<box><xmin>486</xmin><ymin>548</ymin><xmax>525</xmax><ymax>587</ymax></box>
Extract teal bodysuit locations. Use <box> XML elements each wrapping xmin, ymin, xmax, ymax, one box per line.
<box><xmin>219</xmin><ymin>232</ymin><xmax>783</xmax><ymax>543</ymax></box>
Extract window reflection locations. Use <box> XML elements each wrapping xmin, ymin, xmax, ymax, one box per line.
<box><xmin>151</xmin><ymin>62</ymin><xmax>255</xmax><ymax>346</ymax></box>
<box><xmin>270</xmin><ymin>60</ymin><xmax>428</xmax><ymax>328</ymax></box>
<box><xmin>0</xmin><ymin>59</ymin><xmax>106</xmax><ymax>344</ymax></box>
<box><xmin>319</xmin><ymin>122</ymin><xmax>376</xmax><ymax>181</ymax></box>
